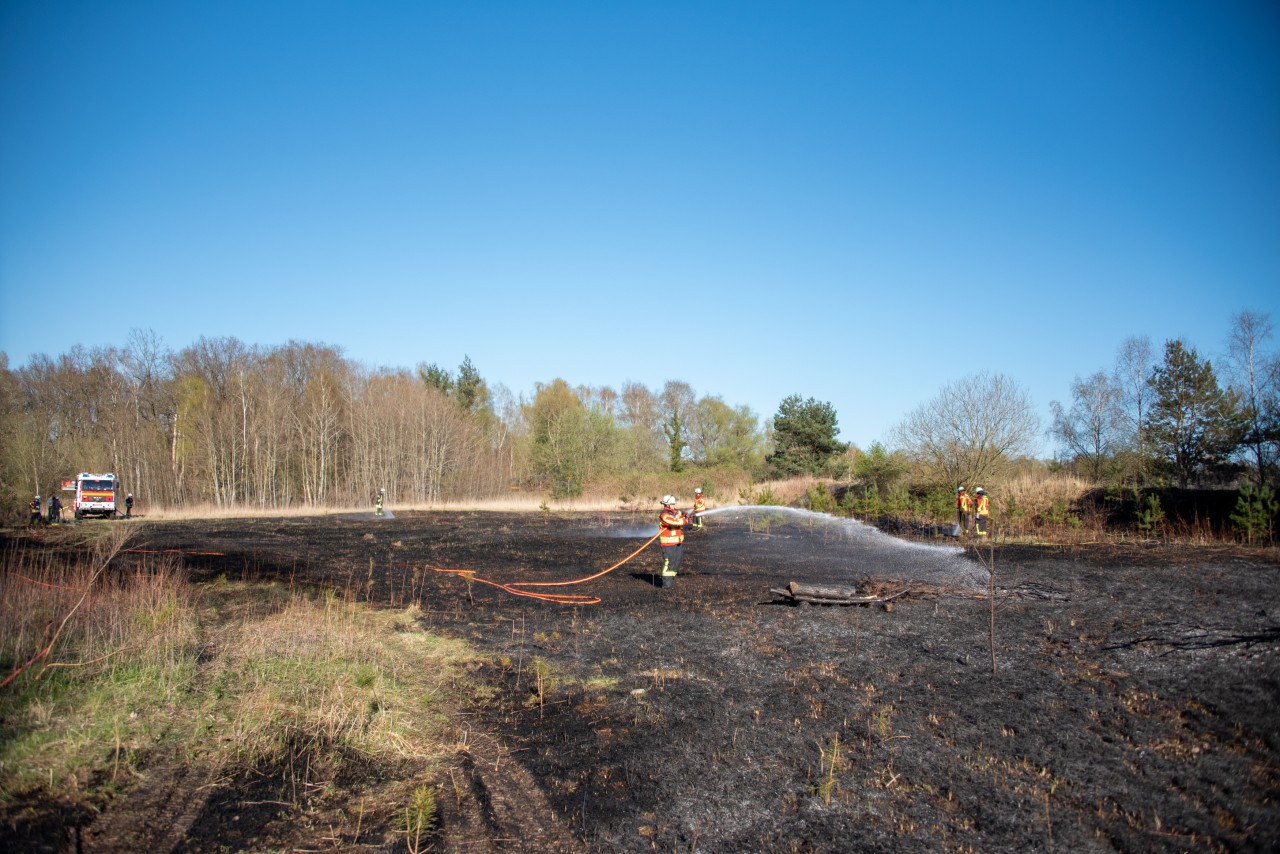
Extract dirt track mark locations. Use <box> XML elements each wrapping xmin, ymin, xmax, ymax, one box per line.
<box><xmin>82</xmin><ymin>759</ymin><xmax>223</xmax><ymax>853</ymax></box>
<box><xmin>437</xmin><ymin>733</ymin><xmax>586</xmax><ymax>853</ymax></box>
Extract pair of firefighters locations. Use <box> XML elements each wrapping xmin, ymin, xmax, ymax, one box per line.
<box><xmin>955</xmin><ymin>486</ymin><xmax>990</xmax><ymax>536</ymax></box>
<box><xmin>29</xmin><ymin>494</ymin><xmax>63</xmax><ymax>525</ymax></box>
<box><xmin>657</xmin><ymin>488</ymin><xmax>705</xmax><ymax>588</ymax></box>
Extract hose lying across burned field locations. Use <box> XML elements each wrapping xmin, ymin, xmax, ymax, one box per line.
<box><xmin>420</xmin><ymin>506</ymin><xmax>987</xmax><ymax>606</ymax></box>
<box><xmin>425</xmin><ymin>533</ymin><xmax>661</xmax><ymax>605</ymax></box>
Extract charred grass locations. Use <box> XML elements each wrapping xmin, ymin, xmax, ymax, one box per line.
<box><xmin>3</xmin><ymin>512</ymin><xmax>1280</xmax><ymax>852</ymax></box>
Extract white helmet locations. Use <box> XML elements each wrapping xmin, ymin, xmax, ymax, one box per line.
<box><xmin>694</xmin><ymin>487</ymin><xmax>702</xmax><ymax>494</ymax></box>
<box><xmin>661</xmin><ymin>495</ymin><xmax>676</xmax><ymax>506</ymax></box>
<box><xmin>957</xmin><ymin>486</ymin><xmax>965</xmax><ymax>492</ymax></box>
<box><xmin>976</xmin><ymin>487</ymin><xmax>985</xmax><ymax>494</ymax></box>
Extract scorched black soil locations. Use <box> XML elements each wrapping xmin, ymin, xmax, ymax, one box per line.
<box><xmin>8</xmin><ymin>509</ymin><xmax>1279</xmax><ymax>852</ymax></box>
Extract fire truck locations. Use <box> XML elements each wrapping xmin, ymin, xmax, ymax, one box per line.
<box><xmin>74</xmin><ymin>473</ymin><xmax>119</xmax><ymax>519</ymax></box>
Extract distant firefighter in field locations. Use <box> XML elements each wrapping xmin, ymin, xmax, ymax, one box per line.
<box><xmin>956</xmin><ymin>486</ymin><xmax>972</xmax><ymax>535</ymax></box>
<box><xmin>693</xmin><ymin>487</ymin><xmax>706</xmax><ymax>529</ymax></box>
<box><xmin>974</xmin><ymin>487</ymin><xmax>990</xmax><ymax>537</ymax></box>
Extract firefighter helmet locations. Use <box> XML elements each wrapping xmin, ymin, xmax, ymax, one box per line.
<box><xmin>976</xmin><ymin>487</ymin><xmax>985</xmax><ymax>494</ymax></box>
<box><xmin>957</xmin><ymin>486</ymin><xmax>966</xmax><ymax>492</ymax></box>
<box><xmin>661</xmin><ymin>495</ymin><xmax>676</xmax><ymax>506</ymax></box>
<box><xmin>694</xmin><ymin>488</ymin><xmax>702</xmax><ymax>494</ymax></box>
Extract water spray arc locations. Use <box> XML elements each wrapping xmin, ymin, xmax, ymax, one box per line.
<box><xmin>427</xmin><ymin>504</ymin><xmax>983</xmax><ymax>606</ymax></box>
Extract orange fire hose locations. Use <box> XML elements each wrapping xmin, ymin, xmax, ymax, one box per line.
<box><xmin>124</xmin><ymin>549</ymin><xmax>227</xmax><ymax>556</ymax></box>
<box><xmin>427</xmin><ymin>533</ymin><xmax>661</xmax><ymax>605</ymax></box>
<box><xmin>7</xmin><ymin>572</ymin><xmax>77</xmax><ymax>590</ymax></box>
<box><xmin>116</xmin><ymin>538</ymin><xmax>661</xmax><ymax>606</ymax></box>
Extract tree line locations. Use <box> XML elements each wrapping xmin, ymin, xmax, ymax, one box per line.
<box><xmin>2</xmin><ymin>309</ymin><xmax>1276</xmax><ymax>522</ymax></box>
<box><xmin>854</xmin><ymin>310</ymin><xmax>1279</xmax><ymax>533</ymax></box>
<box><xmin>0</xmin><ymin>332</ymin><xmax>776</xmax><ymax>515</ymax></box>
<box><xmin>1046</xmin><ymin>310</ymin><xmax>1279</xmax><ymax>491</ymax></box>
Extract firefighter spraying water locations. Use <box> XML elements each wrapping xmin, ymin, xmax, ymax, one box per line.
<box><xmin>656</xmin><ymin>495</ymin><xmax>691</xmax><ymax>588</ymax></box>
<box><xmin>371</xmin><ymin>489</ymin><xmax>395</xmax><ymax>519</ymax></box>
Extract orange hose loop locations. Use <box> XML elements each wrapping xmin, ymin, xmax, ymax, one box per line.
<box><xmin>428</xmin><ymin>533</ymin><xmax>660</xmax><ymax>605</ymax></box>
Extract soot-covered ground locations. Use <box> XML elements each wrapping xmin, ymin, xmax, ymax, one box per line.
<box><xmin>23</xmin><ymin>510</ymin><xmax>1280</xmax><ymax>851</ymax></box>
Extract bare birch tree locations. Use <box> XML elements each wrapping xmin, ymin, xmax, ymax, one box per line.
<box><xmin>1226</xmin><ymin>310</ymin><xmax>1278</xmax><ymax>487</ymax></box>
<box><xmin>1048</xmin><ymin>372</ymin><xmax>1125</xmax><ymax>481</ymax></box>
<box><xmin>1112</xmin><ymin>335</ymin><xmax>1154</xmax><ymax>483</ymax></box>
<box><xmin>893</xmin><ymin>373</ymin><xmax>1040</xmax><ymax>488</ymax></box>
<box><xmin>620</xmin><ymin>381</ymin><xmax>664</xmax><ymax>472</ymax></box>
<box><xmin>170</xmin><ymin>337</ymin><xmax>259</xmax><ymax>506</ymax></box>
<box><xmin>120</xmin><ymin>329</ymin><xmax>177</xmax><ymax>507</ymax></box>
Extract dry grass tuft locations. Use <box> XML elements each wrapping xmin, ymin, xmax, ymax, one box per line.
<box><xmin>207</xmin><ymin>591</ymin><xmax>472</xmax><ymax>769</ymax></box>
<box><xmin>143</xmin><ymin>502</ymin><xmax>386</xmax><ymax>520</ymax></box>
<box><xmin>999</xmin><ymin>471</ymin><xmax>1094</xmax><ymax>516</ymax></box>
<box><xmin>745</xmin><ymin>476</ymin><xmax>826</xmax><ymax>506</ymax></box>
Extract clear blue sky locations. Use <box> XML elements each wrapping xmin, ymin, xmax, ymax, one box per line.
<box><xmin>3</xmin><ymin>1</ymin><xmax>1278</xmax><ymax>455</ymax></box>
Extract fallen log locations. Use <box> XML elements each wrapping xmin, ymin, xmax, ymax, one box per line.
<box><xmin>786</xmin><ymin>581</ymin><xmax>859</xmax><ymax>600</ymax></box>
<box><xmin>770</xmin><ymin>581</ymin><xmax>910</xmax><ymax>608</ymax></box>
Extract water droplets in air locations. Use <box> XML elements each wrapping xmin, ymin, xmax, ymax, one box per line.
<box><xmin>588</xmin><ymin>505</ymin><xmax>983</xmax><ymax>588</ymax></box>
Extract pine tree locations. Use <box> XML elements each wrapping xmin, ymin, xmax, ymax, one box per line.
<box><xmin>1146</xmin><ymin>340</ymin><xmax>1244</xmax><ymax>488</ymax></box>
<box><xmin>767</xmin><ymin>395</ymin><xmax>846</xmax><ymax>477</ymax></box>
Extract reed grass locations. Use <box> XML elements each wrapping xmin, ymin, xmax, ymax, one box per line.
<box><xmin>999</xmin><ymin>472</ymin><xmax>1094</xmax><ymax>519</ymax></box>
<box><xmin>140</xmin><ymin>495</ymin><xmax>623</xmax><ymax>520</ymax></box>
<box><xmin>115</xmin><ymin>472</ymin><xmax>768</xmax><ymax>520</ymax></box>
<box><xmin>0</xmin><ymin>527</ymin><xmax>198</xmax><ymax>795</ymax></box>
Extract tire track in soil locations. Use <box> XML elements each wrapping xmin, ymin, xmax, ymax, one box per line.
<box><xmin>81</xmin><ymin>760</ymin><xmax>224</xmax><ymax>853</ymax></box>
<box><xmin>436</xmin><ymin>734</ymin><xmax>587</xmax><ymax>853</ymax></box>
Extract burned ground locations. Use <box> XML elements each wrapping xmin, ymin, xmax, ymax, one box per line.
<box><xmin>7</xmin><ymin>510</ymin><xmax>1280</xmax><ymax>852</ymax></box>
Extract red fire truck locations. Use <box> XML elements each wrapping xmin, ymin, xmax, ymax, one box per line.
<box><xmin>74</xmin><ymin>473</ymin><xmax>119</xmax><ymax>519</ymax></box>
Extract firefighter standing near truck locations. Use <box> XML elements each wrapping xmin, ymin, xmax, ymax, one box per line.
<box><xmin>974</xmin><ymin>487</ymin><xmax>991</xmax><ymax>537</ymax></box>
<box><xmin>657</xmin><ymin>495</ymin><xmax>689</xmax><ymax>588</ymax></box>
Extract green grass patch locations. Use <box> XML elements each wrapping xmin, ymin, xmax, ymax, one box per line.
<box><xmin>0</xmin><ymin>532</ymin><xmax>478</xmax><ymax>821</ymax></box>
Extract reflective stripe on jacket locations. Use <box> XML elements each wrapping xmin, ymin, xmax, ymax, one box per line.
<box><xmin>958</xmin><ymin>493</ymin><xmax>972</xmax><ymax>511</ymax></box>
<box><xmin>975</xmin><ymin>495</ymin><xmax>990</xmax><ymax>516</ymax></box>
<box><xmin>659</xmin><ymin>507</ymin><xmax>685</xmax><ymax>545</ymax></box>
<box><xmin>694</xmin><ymin>495</ymin><xmax>706</xmax><ymax>513</ymax></box>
